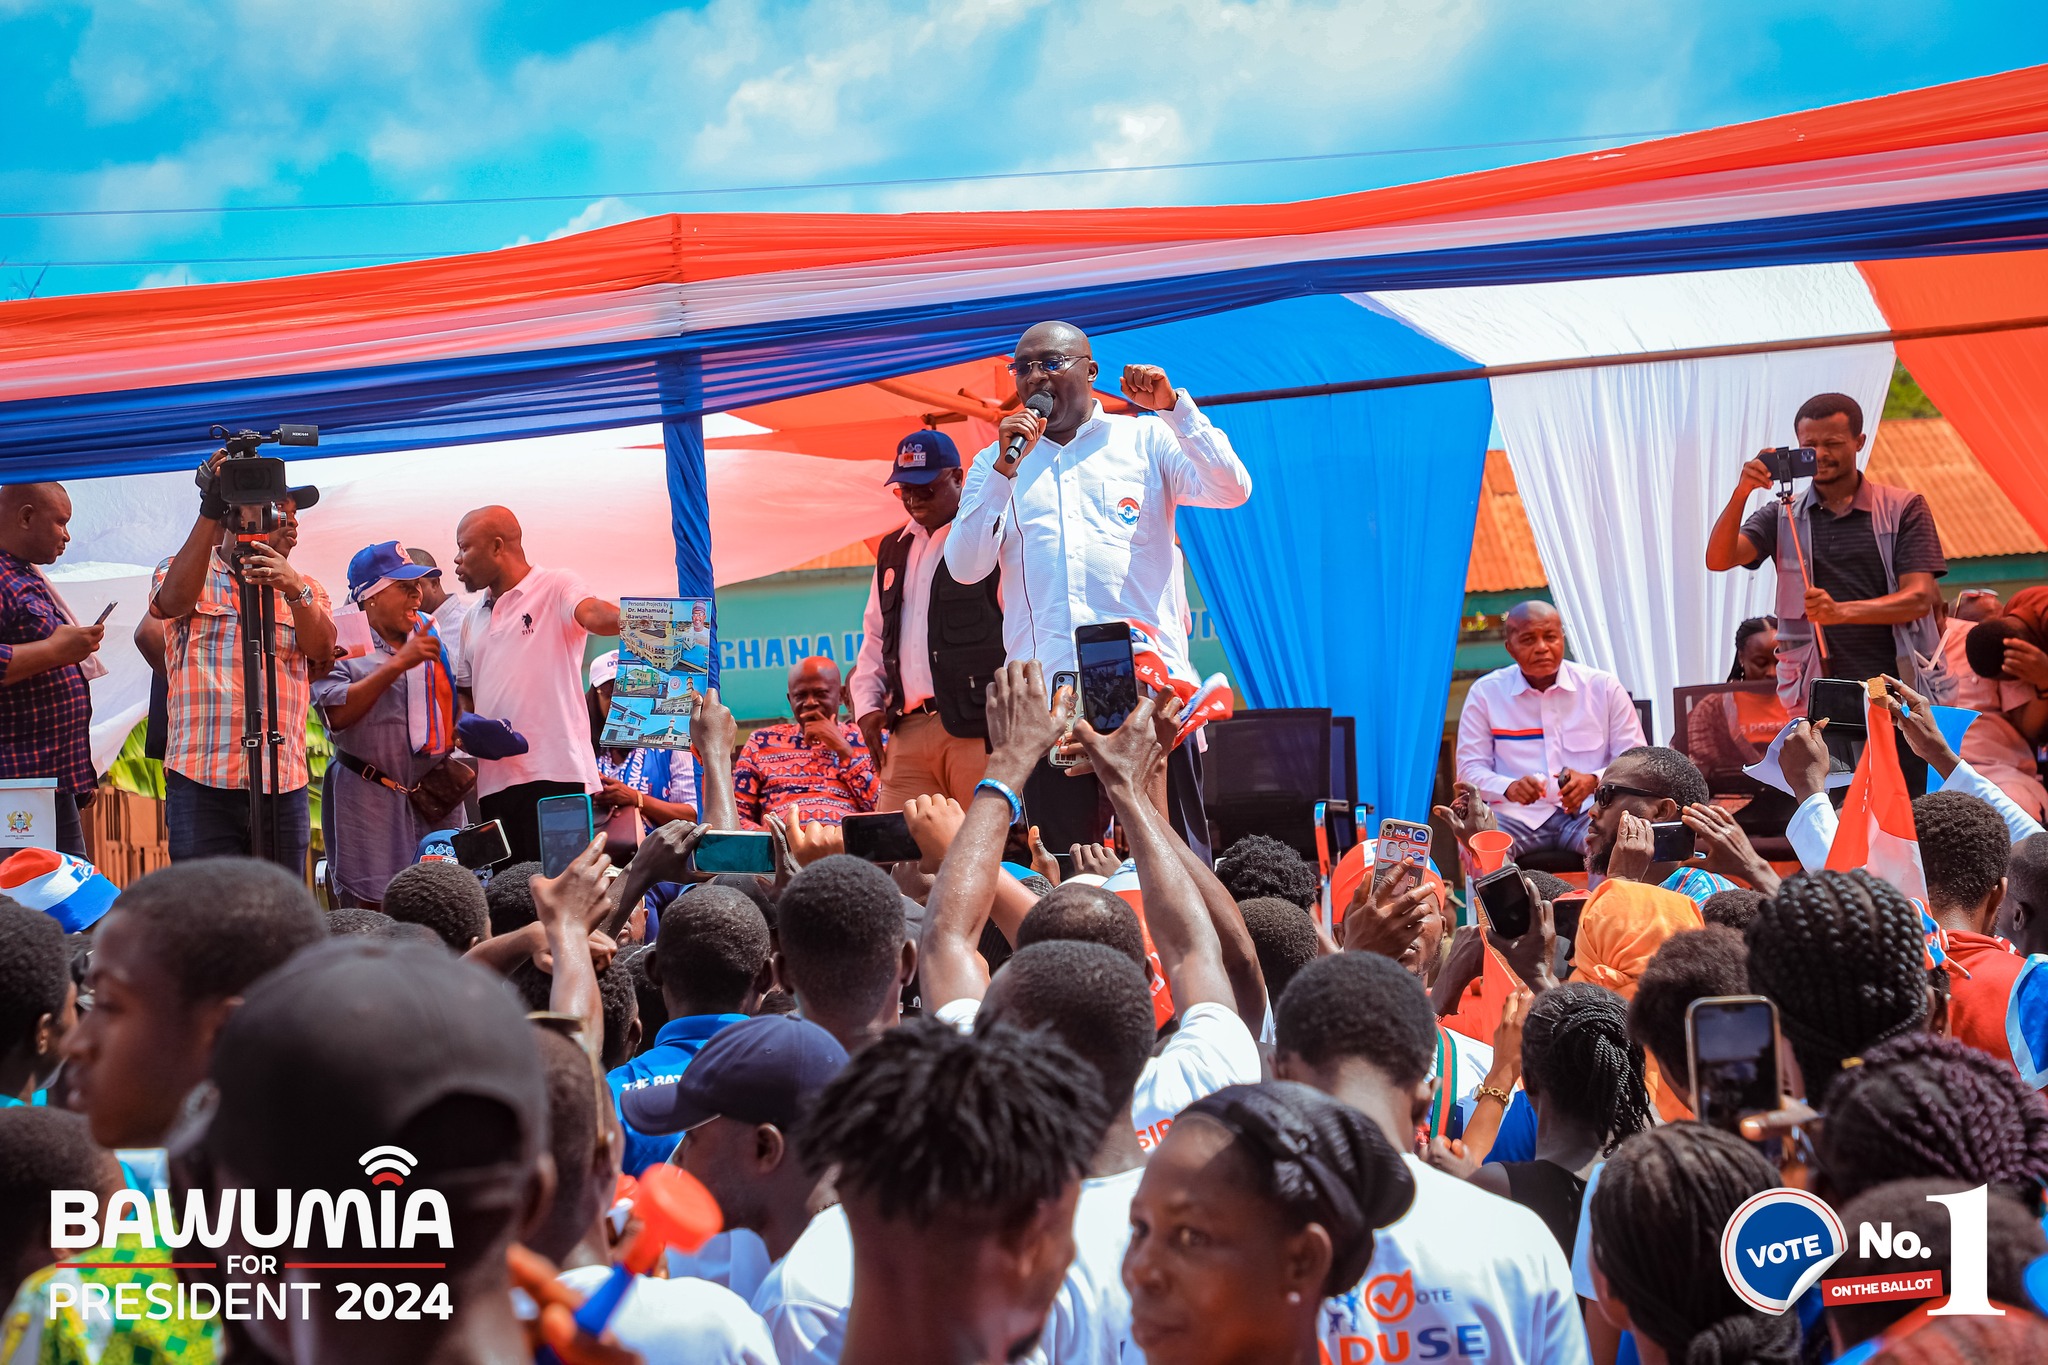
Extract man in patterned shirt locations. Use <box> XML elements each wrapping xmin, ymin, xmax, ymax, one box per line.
<box><xmin>0</xmin><ymin>484</ymin><xmax>103</xmax><ymax>856</ymax></box>
<box><xmin>150</xmin><ymin>458</ymin><xmax>335</xmax><ymax>874</ymax></box>
<box><xmin>733</xmin><ymin>657</ymin><xmax>879</xmax><ymax>829</ymax></box>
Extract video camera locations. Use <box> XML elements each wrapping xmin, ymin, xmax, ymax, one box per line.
<box><xmin>209</xmin><ymin>423</ymin><xmax>319</xmax><ymax>506</ymax></box>
<box><xmin>1759</xmin><ymin>445</ymin><xmax>1818</xmax><ymax>484</ymax></box>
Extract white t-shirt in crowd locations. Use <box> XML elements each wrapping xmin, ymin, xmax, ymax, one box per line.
<box><xmin>752</xmin><ymin>1203</ymin><xmax>852</xmax><ymax>1365</ymax></box>
<box><xmin>1131</xmin><ymin>1002</ymin><xmax>1263</xmax><ymax>1150</ymax></box>
<box><xmin>933</xmin><ymin>997</ymin><xmax>1262</xmax><ymax>1151</ymax></box>
<box><xmin>1320</xmin><ymin>1157</ymin><xmax>1589</xmax><ymax>1365</ymax></box>
<box><xmin>1026</xmin><ymin>1165</ymin><xmax>1147</xmax><ymax>1365</ymax></box>
<box><xmin>669</xmin><ymin>1228</ymin><xmax>773</xmax><ymax>1305</ymax></box>
<box><xmin>456</xmin><ymin>565</ymin><xmax>602</xmax><ymax>797</ymax></box>
<box><xmin>556</xmin><ymin>1264</ymin><xmax>775</xmax><ymax>1365</ymax></box>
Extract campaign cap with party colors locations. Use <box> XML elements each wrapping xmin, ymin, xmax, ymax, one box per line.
<box><xmin>623</xmin><ymin>1014</ymin><xmax>848</xmax><ymax>1137</ymax></box>
<box><xmin>346</xmin><ymin>539</ymin><xmax>441</xmax><ymax>605</ymax></box>
<box><xmin>588</xmin><ymin>649</ymin><xmax>620</xmax><ymax>689</ymax></box>
<box><xmin>0</xmin><ymin>848</ymin><xmax>119</xmax><ymax>932</ymax></box>
<box><xmin>417</xmin><ymin>829</ymin><xmax>460</xmax><ymax>863</ymax></box>
<box><xmin>885</xmin><ymin>430</ymin><xmax>961</xmax><ymax>486</ymax></box>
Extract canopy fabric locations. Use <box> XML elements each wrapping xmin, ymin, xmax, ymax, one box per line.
<box><xmin>4</xmin><ymin>67</ymin><xmax>2048</xmax><ymax>476</ymax></box>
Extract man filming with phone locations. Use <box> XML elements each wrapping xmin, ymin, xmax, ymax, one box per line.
<box><xmin>0</xmin><ymin>482</ymin><xmax>103</xmax><ymax>856</ymax></box>
<box><xmin>1706</xmin><ymin>392</ymin><xmax>1951</xmax><ymax>711</ymax></box>
<box><xmin>151</xmin><ymin>452</ymin><xmax>336</xmax><ymax>873</ymax></box>
<box><xmin>945</xmin><ymin>320</ymin><xmax>1252</xmax><ymax>853</ymax></box>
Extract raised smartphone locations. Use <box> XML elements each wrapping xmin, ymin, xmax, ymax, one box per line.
<box><xmin>1687</xmin><ymin>995</ymin><xmax>1782</xmax><ymax>1134</ymax></box>
<box><xmin>688</xmin><ymin>830</ymin><xmax>777</xmax><ymax>875</ymax></box>
<box><xmin>535</xmin><ymin>794</ymin><xmax>594</xmax><ymax>878</ymax></box>
<box><xmin>1074</xmin><ymin>622</ymin><xmax>1139</xmax><ymax>733</ymax></box>
<box><xmin>451</xmin><ymin>819</ymin><xmax>511</xmax><ymax>871</ymax></box>
<box><xmin>841</xmin><ymin>812</ymin><xmax>925</xmax><ymax>865</ymax></box>
<box><xmin>1473</xmin><ymin>865</ymin><xmax>1533</xmax><ymax>940</ymax></box>
<box><xmin>1372</xmin><ymin>817</ymin><xmax>1432</xmax><ymax>901</ymax></box>
<box><xmin>1650</xmin><ymin>821</ymin><xmax>1697</xmax><ymax>863</ymax></box>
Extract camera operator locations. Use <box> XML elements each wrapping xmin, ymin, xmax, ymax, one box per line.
<box><xmin>150</xmin><ymin>452</ymin><xmax>335</xmax><ymax>873</ymax></box>
<box><xmin>1705</xmin><ymin>392</ymin><xmax>1951</xmax><ymax>712</ymax></box>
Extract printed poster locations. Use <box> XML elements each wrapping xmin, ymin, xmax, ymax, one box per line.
<box><xmin>601</xmin><ymin>598</ymin><xmax>712</xmax><ymax>749</ymax></box>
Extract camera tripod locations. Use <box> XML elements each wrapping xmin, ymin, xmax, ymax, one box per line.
<box><xmin>232</xmin><ymin>507</ymin><xmax>289</xmax><ymax>864</ymax></box>
<box><xmin>1772</xmin><ymin>476</ymin><xmax>1831</xmax><ymax>675</ymax></box>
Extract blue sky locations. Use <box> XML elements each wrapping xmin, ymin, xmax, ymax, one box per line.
<box><xmin>4</xmin><ymin>0</ymin><xmax>2044</xmax><ymax>301</ymax></box>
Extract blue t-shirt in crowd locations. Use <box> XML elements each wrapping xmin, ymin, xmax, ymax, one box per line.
<box><xmin>606</xmin><ymin>1012</ymin><xmax>748</xmax><ymax>1174</ymax></box>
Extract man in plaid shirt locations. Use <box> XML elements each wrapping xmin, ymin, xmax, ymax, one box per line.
<box><xmin>0</xmin><ymin>484</ymin><xmax>105</xmax><ymax>855</ymax></box>
<box><xmin>150</xmin><ymin>457</ymin><xmax>335</xmax><ymax>874</ymax></box>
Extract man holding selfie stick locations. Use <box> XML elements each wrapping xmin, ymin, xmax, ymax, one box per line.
<box><xmin>945</xmin><ymin>320</ymin><xmax>1252</xmax><ymax>855</ymax></box>
<box><xmin>0</xmin><ymin>483</ymin><xmax>103</xmax><ymax>856</ymax></box>
<box><xmin>1706</xmin><ymin>392</ymin><xmax>1950</xmax><ymax>714</ymax></box>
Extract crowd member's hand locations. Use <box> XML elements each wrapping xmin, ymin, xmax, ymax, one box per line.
<box><xmin>1342</xmin><ymin>862</ymin><xmax>1434</xmax><ymax>960</ymax></box>
<box><xmin>856</xmin><ymin>710</ymin><xmax>886</xmax><ymax>762</ymax></box>
<box><xmin>1424</xmin><ymin>1136</ymin><xmax>1480</xmax><ymax>1180</ymax></box>
<box><xmin>1780</xmin><ymin>717</ymin><xmax>1831</xmax><ymax>801</ymax></box>
<box><xmin>1490</xmin><ymin>986</ymin><xmax>1532</xmax><ymax>1085</ymax></box>
<box><xmin>764</xmin><ymin>812</ymin><xmax>803</xmax><ymax>888</ymax></box>
<box><xmin>1882</xmin><ymin>675</ymin><xmax>1960</xmax><ymax>779</ymax></box>
<box><xmin>903</xmin><ymin>793</ymin><xmax>967</xmax><ymax>873</ymax></box>
<box><xmin>1803</xmin><ymin>586</ymin><xmax>1849</xmax><ymax>626</ymax></box>
<box><xmin>1072</xmin><ymin>694</ymin><xmax>1165</xmax><ymax>798</ymax></box>
<box><xmin>1557</xmin><ymin>767</ymin><xmax>1598</xmax><ymax>816</ymax></box>
<box><xmin>1605</xmin><ymin>812</ymin><xmax>1657</xmax><ymax>883</ymax></box>
<box><xmin>984</xmin><ymin>661</ymin><xmax>1064</xmax><ymax>782</ymax></box>
<box><xmin>594</xmin><ymin>775</ymin><xmax>640</xmax><ymax>810</ymax></box>
<box><xmin>620</xmin><ymin>819</ymin><xmax>708</xmax><ymax>888</ymax></box>
<box><xmin>44</xmin><ymin>623</ymin><xmax>105</xmax><ymax>666</ymax></box>
<box><xmin>531</xmin><ymin>835</ymin><xmax>614</xmax><ymax>934</ymax></box>
<box><xmin>392</xmin><ymin>629</ymin><xmax>441</xmax><ymax>671</ymax></box>
<box><xmin>800</xmin><ymin>714</ymin><xmax>854</xmax><ymax>760</ymax></box>
<box><xmin>785</xmin><ymin>815</ymin><xmax>844</xmax><ymax>867</ymax></box>
<box><xmin>1502</xmin><ymin>775</ymin><xmax>1545</xmax><ymax>806</ymax></box>
<box><xmin>1489</xmin><ymin>874</ymin><xmax>1558</xmax><ymax>993</ymax></box>
<box><xmin>236</xmin><ymin>539</ymin><xmax>308</xmax><ymax>600</ymax></box>
<box><xmin>1431</xmin><ymin>780</ymin><xmax>1498</xmax><ymax>851</ymax></box>
<box><xmin>1736</xmin><ymin>456</ymin><xmax>1776</xmax><ymax>497</ymax></box>
<box><xmin>1069</xmin><ymin>841</ymin><xmax>1121</xmax><ymax>878</ymax></box>
<box><xmin>993</xmin><ymin>407</ymin><xmax>1046</xmax><ymax>476</ymax></box>
<box><xmin>2003</xmin><ymin>638</ymin><xmax>2048</xmax><ymax>692</ymax></box>
<box><xmin>1120</xmin><ymin>364</ymin><xmax>1177</xmax><ymax>412</ymax></box>
<box><xmin>1027</xmin><ymin>825</ymin><xmax>1060</xmax><ymax>883</ymax></box>
<box><xmin>532</xmin><ymin>929</ymin><xmax>618</xmax><ymax>978</ymax></box>
<box><xmin>690</xmin><ymin>688</ymin><xmax>737</xmax><ymax>766</ymax></box>
<box><xmin>1682</xmin><ymin>802</ymin><xmax>1780</xmax><ymax>893</ymax></box>
<box><xmin>1429</xmin><ymin>925</ymin><xmax>1487</xmax><ymax>1017</ymax></box>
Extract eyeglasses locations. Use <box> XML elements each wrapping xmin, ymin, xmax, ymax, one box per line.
<box><xmin>1594</xmin><ymin>781</ymin><xmax>1662</xmax><ymax>809</ymax></box>
<box><xmin>1005</xmin><ymin>355</ymin><xmax>1083</xmax><ymax>378</ymax></box>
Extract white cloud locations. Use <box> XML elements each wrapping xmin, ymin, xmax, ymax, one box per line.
<box><xmin>137</xmin><ymin>264</ymin><xmax>201</xmax><ymax>289</ymax></box>
<box><xmin>501</xmin><ymin>197</ymin><xmax>646</xmax><ymax>249</ymax></box>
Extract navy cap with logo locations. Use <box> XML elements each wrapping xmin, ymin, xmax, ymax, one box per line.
<box><xmin>622</xmin><ymin>1013</ymin><xmax>848</xmax><ymax>1137</ymax></box>
<box><xmin>885</xmin><ymin>430</ymin><xmax>962</xmax><ymax>487</ymax></box>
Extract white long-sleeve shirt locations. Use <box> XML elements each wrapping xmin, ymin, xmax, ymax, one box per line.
<box><xmin>848</xmin><ymin>520</ymin><xmax>950</xmax><ymax>719</ymax></box>
<box><xmin>1455</xmin><ymin>660</ymin><xmax>1646</xmax><ymax>825</ymax></box>
<box><xmin>944</xmin><ymin>392</ymin><xmax>1251</xmax><ymax>681</ymax></box>
<box><xmin>1786</xmin><ymin>756</ymin><xmax>2048</xmax><ymax>872</ymax></box>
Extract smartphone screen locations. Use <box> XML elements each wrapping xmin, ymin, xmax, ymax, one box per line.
<box><xmin>841</xmin><ymin>812</ymin><xmax>925</xmax><ymax>865</ymax></box>
<box><xmin>1806</xmin><ymin>677</ymin><xmax>1868</xmax><ymax>733</ymax></box>
<box><xmin>1688</xmin><ymin>996</ymin><xmax>1781</xmax><ymax>1134</ymax></box>
<box><xmin>451</xmin><ymin>820</ymin><xmax>511</xmax><ymax>871</ymax></box>
<box><xmin>689</xmin><ymin>830</ymin><xmax>777</xmax><ymax>875</ymax></box>
<box><xmin>1474</xmin><ymin>866</ymin><xmax>1533</xmax><ymax>940</ymax></box>
<box><xmin>1372</xmin><ymin>818</ymin><xmax>1431</xmax><ymax>901</ymax></box>
<box><xmin>1074</xmin><ymin>624</ymin><xmax>1139</xmax><ymax>733</ymax></box>
<box><xmin>1650</xmin><ymin>821</ymin><xmax>1697</xmax><ymax>863</ymax></box>
<box><xmin>536</xmin><ymin>795</ymin><xmax>594</xmax><ymax>878</ymax></box>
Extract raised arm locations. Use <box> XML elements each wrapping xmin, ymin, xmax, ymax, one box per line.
<box><xmin>692</xmin><ymin>688</ymin><xmax>740</xmax><ymax>831</ymax></box>
<box><xmin>530</xmin><ymin>835</ymin><xmax>614</xmax><ymax>1063</ymax></box>
<box><xmin>943</xmin><ymin>453</ymin><xmax>1009</xmax><ymax>587</ymax></box>
<box><xmin>1124</xmin><ymin>366</ymin><xmax>1251</xmax><ymax>510</ymax></box>
<box><xmin>574</xmin><ymin>596</ymin><xmax>622</xmax><ymax>637</ymax></box>
<box><xmin>1076</xmin><ymin>694</ymin><xmax>1236</xmax><ymax>1013</ymax></box>
<box><xmin>1705</xmin><ymin>459</ymin><xmax>1772</xmax><ymax>572</ymax></box>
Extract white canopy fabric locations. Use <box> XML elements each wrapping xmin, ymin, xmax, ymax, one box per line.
<box><xmin>1364</xmin><ymin>264</ymin><xmax>1895</xmax><ymax>734</ymax></box>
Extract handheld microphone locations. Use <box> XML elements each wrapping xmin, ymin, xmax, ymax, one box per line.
<box><xmin>1003</xmin><ymin>392</ymin><xmax>1057</xmax><ymax>466</ymax></box>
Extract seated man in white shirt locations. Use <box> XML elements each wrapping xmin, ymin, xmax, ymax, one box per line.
<box><xmin>1457</xmin><ymin>602</ymin><xmax>1646</xmax><ymax>861</ymax></box>
<box><xmin>945</xmin><ymin>320</ymin><xmax>1252</xmax><ymax>857</ymax></box>
<box><xmin>1274</xmin><ymin>950</ymin><xmax>1591</xmax><ymax>1365</ymax></box>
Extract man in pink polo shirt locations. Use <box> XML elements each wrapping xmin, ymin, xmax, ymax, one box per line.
<box><xmin>452</xmin><ymin>506</ymin><xmax>621</xmax><ymax>863</ymax></box>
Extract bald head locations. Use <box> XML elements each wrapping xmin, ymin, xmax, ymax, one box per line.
<box><xmin>453</xmin><ymin>506</ymin><xmax>528</xmax><ymax>594</ymax></box>
<box><xmin>1012</xmin><ymin>321</ymin><xmax>1102</xmax><ymax>440</ymax></box>
<box><xmin>1503</xmin><ymin>600</ymin><xmax>1566</xmax><ymax>687</ymax></box>
<box><xmin>787</xmin><ymin>656</ymin><xmax>846</xmax><ymax>726</ymax></box>
<box><xmin>1017</xmin><ymin>320</ymin><xmax>1092</xmax><ymax>356</ymax></box>
<box><xmin>0</xmin><ymin>483</ymin><xmax>73</xmax><ymax>565</ymax></box>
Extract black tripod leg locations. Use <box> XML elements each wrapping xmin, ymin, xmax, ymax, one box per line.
<box><xmin>240</xmin><ymin>570</ymin><xmax>267</xmax><ymax>862</ymax></box>
<box><xmin>261</xmin><ymin>585</ymin><xmax>286</xmax><ymax>872</ymax></box>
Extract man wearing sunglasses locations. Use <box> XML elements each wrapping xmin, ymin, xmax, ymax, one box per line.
<box><xmin>945</xmin><ymin>320</ymin><xmax>1252</xmax><ymax>854</ymax></box>
<box><xmin>850</xmin><ymin>430</ymin><xmax>1002</xmax><ymax>809</ymax></box>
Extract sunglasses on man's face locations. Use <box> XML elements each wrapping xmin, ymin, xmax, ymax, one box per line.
<box><xmin>1594</xmin><ymin>781</ymin><xmax>1662</xmax><ymax>810</ymax></box>
<box><xmin>1005</xmin><ymin>355</ymin><xmax>1084</xmax><ymax>378</ymax></box>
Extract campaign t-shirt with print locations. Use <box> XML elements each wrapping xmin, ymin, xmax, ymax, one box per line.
<box><xmin>1322</xmin><ymin>1157</ymin><xmax>1590</xmax><ymax>1365</ymax></box>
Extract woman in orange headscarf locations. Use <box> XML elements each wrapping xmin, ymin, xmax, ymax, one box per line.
<box><xmin>1570</xmin><ymin>878</ymin><xmax>1704</xmax><ymax>1119</ymax></box>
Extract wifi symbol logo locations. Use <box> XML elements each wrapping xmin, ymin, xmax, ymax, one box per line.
<box><xmin>359</xmin><ymin>1146</ymin><xmax>418</xmax><ymax>1188</ymax></box>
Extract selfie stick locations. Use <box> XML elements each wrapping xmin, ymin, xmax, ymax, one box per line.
<box><xmin>1775</xmin><ymin>480</ymin><xmax>1830</xmax><ymax>673</ymax></box>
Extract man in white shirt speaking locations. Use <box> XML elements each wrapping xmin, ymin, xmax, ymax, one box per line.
<box><xmin>946</xmin><ymin>321</ymin><xmax>1252</xmax><ymax>855</ymax></box>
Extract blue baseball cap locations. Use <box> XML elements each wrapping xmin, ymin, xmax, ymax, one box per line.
<box><xmin>346</xmin><ymin>540</ymin><xmax>440</xmax><ymax>605</ymax></box>
<box><xmin>622</xmin><ymin>1014</ymin><xmax>848</xmax><ymax>1136</ymax></box>
<box><xmin>885</xmin><ymin>430</ymin><xmax>961</xmax><ymax>486</ymax></box>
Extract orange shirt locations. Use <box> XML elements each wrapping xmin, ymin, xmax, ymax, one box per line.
<box><xmin>1944</xmin><ymin>930</ymin><xmax>2025</xmax><ymax>1067</ymax></box>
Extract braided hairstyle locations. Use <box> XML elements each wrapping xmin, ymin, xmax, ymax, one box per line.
<box><xmin>1815</xmin><ymin>1033</ymin><xmax>2048</xmax><ymax>1206</ymax></box>
<box><xmin>1521</xmin><ymin>982</ymin><xmax>1653</xmax><ymax>1155</ymax></box>
<box><xmin>1592</xmin><ymin>1124</ymin><xmax>1801</xmax><ymax>1365</ymax></box>
<box><xmin>1728</xmin><ymin>616</ymin><xmax>1775</xmax><ymax>682</ymax></box>
<box><xmin>1744</xmin><ymin>869</ymin><xmax>1931</xmax><ymax>1103</ymax></box>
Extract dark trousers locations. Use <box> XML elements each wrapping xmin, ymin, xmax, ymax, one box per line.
<box><xmin>1023</xmin><ymin>742</ymin><xmax>1211</xmax><ymax>864</ymax></box>
<box><xmin>481</xmin><ymin>780</ymin><xmax>587</xmax><ymax>866</ymax></box>
<box><xmin>166</xmin><ymin>771</ymin><xmax>310</xmax><ymax>877</ymax></box>
<box><xmin>54</xmin><ymin>792</ymin><xmax>86</xmax><ymax>858</ymax></box>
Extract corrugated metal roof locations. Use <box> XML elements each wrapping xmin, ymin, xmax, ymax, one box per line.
<box><xmin>1865</xmin><ymin>417</ymin><xmax>2045</xmax><ymax>561</ymax></box>
<box><xmin>1466</xmin><ymin>449</ymin><xmax>1549</xmax><ymax>593</ymax></box>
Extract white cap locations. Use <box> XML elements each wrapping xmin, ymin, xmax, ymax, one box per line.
<box><xmin>588</xmin><ymin>649</ymin><xmax>619</xmax><ymax>688</ymax></box>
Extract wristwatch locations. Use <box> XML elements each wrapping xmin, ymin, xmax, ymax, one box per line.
<box><xmin>292</xmin><ymin>583</ymin><xmax>313</xmax><ymax>607</ymax></box>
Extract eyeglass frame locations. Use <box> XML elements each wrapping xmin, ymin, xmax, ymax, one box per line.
<box><xmin>1593</xmin><ymin>781</ymin><xmax>1663</xmax><ymax>810</ymax></box>
<box><xmin>1005</xmin><ymin>354</ymin><xmax>1086</xmax><ymax>378</ymax></box>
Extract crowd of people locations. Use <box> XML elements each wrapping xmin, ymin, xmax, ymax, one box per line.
<box><xmin>3</xmin><ymin>333</ymin><xmax>2048</xmax><ymax>1365</ymax></box>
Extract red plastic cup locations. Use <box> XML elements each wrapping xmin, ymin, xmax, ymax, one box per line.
<box><xmin>1469</xmin><ymin>830</ymin><xmax>1512</xmax><ymax>875</ymax></box>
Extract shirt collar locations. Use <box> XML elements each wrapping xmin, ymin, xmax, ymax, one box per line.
<box><xmin>1509</xmin><ymin>660</ymin><xmax>1578</xmax><ymax>696</ymax></box>
<box><xmin>1797</xmin><ymin>471</ymin><xmax>1873</xmax><ymax>518</ymax></box>
<box><xmin>650</xmin><ymin>1013</ymin><xmax>747</xmax><ymax>1050</ymax></box>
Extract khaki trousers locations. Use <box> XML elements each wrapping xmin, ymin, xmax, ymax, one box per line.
<box><xmin>876</xmin><ymin>710</ymin><xmax>988</xmax><ymax>811</ymax></box>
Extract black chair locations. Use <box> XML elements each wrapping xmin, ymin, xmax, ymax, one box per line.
<box><xmin>1670</xmin><ymin>682</ymin><xmax>1795</xmax><ymax>861</ymax></box>
<box><xmin>1330</xmin><ymin>716</ymin><xmax>1358</xmax><ymax>808</ymax></box>
<box><xmin>1201</xmin><ymin>708</ymin><xmax>1334</xmax><ymax>865</ymax></box>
